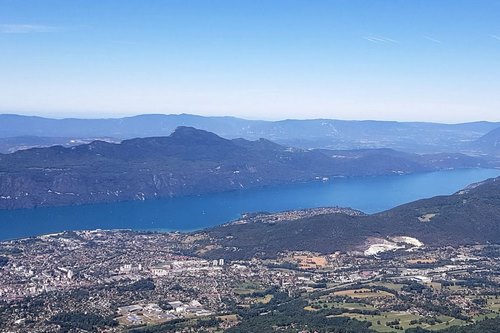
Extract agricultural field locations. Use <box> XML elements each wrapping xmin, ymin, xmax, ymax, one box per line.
<box><xmin>340</xmin><ymin>312</ymin><xmax>466</xmax><ymax>332</ymax></box>
<box><xmin>486</xmin><ymin>296</ymin><xmax>500</xmax><ymax>313</ymax></box>
<box><xmin>305</xmin><ymin>301</ymin><xmax>376</xmax><ymax>312</ymax></box>
<box><xmin>367</xmin><ymin>282</ymin><xmax>405</xmax><ymax>292</ymax></box>
<box><xmin>232</xmin><ymin>282</ymin><xmax>265</xmax><ymax>295</ymax></box>
<box><xmin>334</xmin><ymin>288</ymin><xmax>394</xmax><ymax>298</ymax></box>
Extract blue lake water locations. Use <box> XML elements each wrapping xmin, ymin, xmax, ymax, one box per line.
<box><xmin>1</xmin><ymin>168</ymin><xmax>499</xmax><ymax>241</ymax></box>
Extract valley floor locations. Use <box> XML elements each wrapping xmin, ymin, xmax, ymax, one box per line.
<box><xmin>0</xmin><ymin>229</ymin><xmax>498</xmax><ymax>332</ymax></box>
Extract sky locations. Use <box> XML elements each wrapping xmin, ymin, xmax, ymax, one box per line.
<box><xmin>1</xmin><ymin>0</ymin><xmax>500</xmax><ymax>122</ymax></box>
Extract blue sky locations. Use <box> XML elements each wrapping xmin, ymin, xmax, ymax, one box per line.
<box><xmin>1</xmin><ymin>0</ymin><xmax>499</xmax><ymax>122</ymax></box>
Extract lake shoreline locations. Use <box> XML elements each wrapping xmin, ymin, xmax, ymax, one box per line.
<box><xmin>1</xmin><ymin>168</ymin><xmax>500</xmax><ymax>241</ymax></box>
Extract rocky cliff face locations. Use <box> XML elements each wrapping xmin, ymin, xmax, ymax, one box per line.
<box><xmin>0</xmin><ymin>127</ymin><xmax>490</xmax><ymax>209</ymax></box>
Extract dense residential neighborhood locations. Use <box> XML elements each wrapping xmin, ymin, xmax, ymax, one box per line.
<box><xmin>1</xmin><ymin>224</ymin><xmax>498</xmax><ymax>332</ymax></box>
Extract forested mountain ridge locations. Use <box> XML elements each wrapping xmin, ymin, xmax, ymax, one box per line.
<box><xmin>0</xmin><ymin>127</ymin><xmax>490</xmax><ymax>209</ymax></box>
<box><xmin>193</xmin><ymin>177</ymin><xmax>500</xmax><ymax>259</ymax></box>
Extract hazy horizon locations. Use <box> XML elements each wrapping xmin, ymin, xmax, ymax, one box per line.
<box><xmin>2</xmin><ymin>111</ymin><xmax>500</xmax><ymax>124</ymax></box>
<box><xmin>2</xmin><ymin>0</ymin><xmax>500</xmax><ymax>123</ymax></box>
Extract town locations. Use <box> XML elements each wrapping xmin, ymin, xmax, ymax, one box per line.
<box><xmin>0</xmin><ymin>226</ymin><xmax>499</xmax><ymax>332</ymax></box>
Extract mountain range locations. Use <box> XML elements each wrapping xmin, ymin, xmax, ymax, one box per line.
<box><xmin>1</xmin><ymin>113</ymin><xmax>499</xmax><ymax>154</ymax></box>
<box><xmin>0</xmin><ymin>127</ymin><xmax>492</xmax><ymax>209</ymax></box>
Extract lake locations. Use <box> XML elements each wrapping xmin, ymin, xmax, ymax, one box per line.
<box><xmin>1</xmin><ymin>168</ymin><xmax>499</xmax><ymax>241</ymax></box>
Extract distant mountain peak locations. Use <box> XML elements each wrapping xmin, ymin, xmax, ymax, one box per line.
<box><xmin>473</xmin><ymin>126</ymin><xmax>500</xmax><ymax>154</ymax></box>
<box><xmin>169</xmin><ymin>126</ymin><xmax>227</xmax><ymax>144</ymax></box>
<box><xmin>1</xmin><ymin>114</ymin><xmax>499</xmax><ymax>154</ymax></box>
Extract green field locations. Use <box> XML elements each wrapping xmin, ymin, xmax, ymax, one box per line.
<box><xmin>339</xmin><ymin>312</ymin><xmax>467</xmax><ymax>332</ymax></box>
<box><xmin>306</xmin><ymin>301</ymin><xmax>376</xmax><ymax>312</ymax></box>
<box><xmin>233</xmin><ymin>282</ymin><xmax>265</xmax><ymax>295</ymax></box>
<box><xmin>334</xmin><ymin>288</ymin><xmax>394</xmax><ymax>298</ymax></box>
<box><xmin>487</xmin><ymin>296</ymin><xmax>500</xmax><ymax>313</ymax></box>
<box><xmin>367</xmin><ymin>282</ymin><xmax>405</xmax><ymax>292</ymax></box>
<box><xmin>254</xmin><ymin>294</ymin><xmax>274</xmax><ymax>304</ymax></box>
